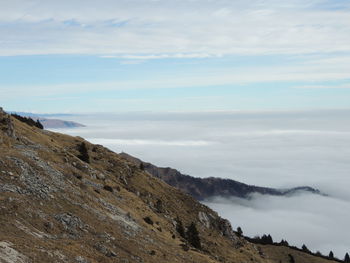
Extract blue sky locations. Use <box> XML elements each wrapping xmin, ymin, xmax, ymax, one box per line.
<box><xmin>1</xmin><ymin>0</ymin><xmax>350</xmax><ymax>113</ymax></box>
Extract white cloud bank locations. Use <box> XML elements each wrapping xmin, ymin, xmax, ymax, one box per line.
<box><xmin>1</xmin><ymin>0</ymin><xmax>350</xmax><ymax>56</ymax></box>
<box><xmin>204</xmin><ymin>193</ymin><xmax>350</xmax><ymax>258</ymax></box>
<box><xmin>52</xmin><ymin>109</ymin><xmax>350</xmax><ymax>258</ymax></box>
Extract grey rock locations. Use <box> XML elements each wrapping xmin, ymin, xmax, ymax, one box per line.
<box><xmin>75</xmin><ymin>256</ymin><xmax>89</xmax><ymax>263</ymax></box>
<box><xmin>54</xmin><ymin>213</ymin><xmax>86</xmax><ymax>237</ymax></box>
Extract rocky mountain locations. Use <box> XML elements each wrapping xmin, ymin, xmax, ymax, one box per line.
<box><xmin>0</xmin><ymin>107</ymin><xmax>338</xmax><ymax>263</ymax></box>
<box><xmin>120</xmin><ymin>153</ymin><xmax>321</xmax><ymax>201</ymax></box>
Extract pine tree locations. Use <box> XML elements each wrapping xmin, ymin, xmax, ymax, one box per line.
<box><xmin>36</xmin><ymin>119</ymin><xmax>44</xmax><ymax>129</ymax></box>
<box><xmin>328</xmin><ymin>251</ymin><xmax>334</xmax><ymax>259</ymax></box>
<box><xmin>267</xmin><ymin>234</ymin><xmax>273</xmax><ymax>244</ymax></box>
<box><xmin>345</xmin><ymin>252</ymin><xmax>350</xmax><ymax>263</ymax></box>
<box><xmin>236</xmin><ymin>226</ymin><xmax>243</xmax><ymax>237</ymax></box>
<box><xmin>78</xmin><ymin>142</ymin><xmax>90</xmax><ymax>163</ymax></box>
<box><xmin>280</xmin><ymin>239</ymin><xmax>289</xmax><ymax>246</ymax></box>
<box><xmin>288</xmin><ymin>254</ymin><xmax>295</xmax><ymax>263</ymax></box>
<box><xmin>186</xmin><ymin>222</ymin><xmax>201</xmax><ymax>249</ymax></box>
<box><xmin>175</xmin><ymin>218</ymin><xmax>185</xmax><ymax>239</ymax></box>
<box><xmin>139</xmin><ymin>162</ymin><xmax>145</xmax><ymax>170</ymax></box>
<box><xmin>302</xmin><ymin>244</ymin><xmax>310</xmax><ymax>253</ymax></box>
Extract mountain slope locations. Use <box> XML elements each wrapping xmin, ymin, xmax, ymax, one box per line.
<box><xmin>120</xmin><ymin>153</ymin><xmax>321</xmax><ymax>201</ymax></box>
<box><xmin>0</xmin><ymin>107</ymin><xmax>337</xmax><ymax>263</ymax></box>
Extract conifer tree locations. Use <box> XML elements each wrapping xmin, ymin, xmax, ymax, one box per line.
<box><xmin>78</xmin><ymin>142</ymin><xmax>90</xmax><ymax>163</ymax></box>
<box><xmin>328</xmin><ymin>251</ymin><xmax>334</xmax><ymax>259</ymax></box>
<box><xmin>139</xmin><ymin>162</ymin><xmax>145</xmax><ymax>170</ymax></box>
<box><xmin>345</xmin><ymin>252</ymin><xmax>350</xmax><ymax>263</ymax></box>
<box><xmin>186</xmin><ymin>222</ymin><xmax>201</xmax><ymax>249</ymax></box>
<box><xmin>236</xmin><ymin>226</ymin><xmax>243</xmax><ymax>237</ymax></box>
<box><xmin>288</xmin><ymin>254</ymin><xmax>295</xmax><ymax>263</ymax></box>
<box><xmin>175</xmin><ymin>218</ymin><xmax>185</xmax><ymax>239</ymax></box>
<box><xmin>302</xmin><ymin>244</ymin><xmax>310</xmax><ymax>253</ymax></box>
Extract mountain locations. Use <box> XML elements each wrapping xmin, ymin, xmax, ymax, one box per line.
<box><xmin>0</xmin><ymin>107</ymin><xmax>339</xmax><ymax>263</ymax></box>
<box><xmin>9</xmin><ymin>112</ymin><xmax>85</xmax><ymax>128</ymax></box>
<box><xmin>37</xmin><ymin>118</ymin><xmax>85</xmax><ymax>129</ymax></box>
<box><xmin>120</xmin><ymin>153</ymin><xmax>321</xmax><ymax>201</ymax></box>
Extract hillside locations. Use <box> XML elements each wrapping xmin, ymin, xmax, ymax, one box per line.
<box><xmin>120</xmin><ymin>153</ymin><xmax>321</xmax><ymax>201</ymax></box>
<box><xmin>0</xmin><ymin>107</ymin><xmax>339</xmax><ymax>263</ymax></box>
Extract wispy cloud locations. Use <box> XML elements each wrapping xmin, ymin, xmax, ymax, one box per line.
<box><xmin>101</xmin><ymin>53</ymin><xmax>220</xmax><ymax>60</ymax></box>
<box><xmin>1</xmin><ymin>0</ymin><xmax>350</xmax><ymax>56</ymax></box>
<box><xmin>293</xmin><ymin>83</ymin><xmax>350</xmax><ymax>89</ymax></box>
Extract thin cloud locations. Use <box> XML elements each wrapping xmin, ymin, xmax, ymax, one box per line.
<box><xmin>293</xmin><ymin>84</ymin><xmax>350</xmax><ymax>89</ymax></box>
<box><xmin>101</xmin><ymin>53</ymin><xmax>220</xmax><ymax>59</ymax></box>
<box><xmin>1</xmin><ymin>0</ymin><xmax>350</xmax><ymax>56</ymax></box>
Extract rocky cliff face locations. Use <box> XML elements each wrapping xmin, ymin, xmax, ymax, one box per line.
<box><xmin>0</xmin><ymin>108</ymin><xmax>336</xmax><ymax>263</ymax></box>
<box><xmin>120</xmin><ymin>153</ymin><xmax>321</xmax><ymax>201</ymax></box>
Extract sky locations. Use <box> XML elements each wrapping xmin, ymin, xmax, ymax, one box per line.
<box><xmin>1</xmin><ymin>0</ymin><xmax>350</xmax><ymax>112</ymax></box>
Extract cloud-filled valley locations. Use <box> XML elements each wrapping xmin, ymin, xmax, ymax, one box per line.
<box><xmin>53</xmin><ymin>109</ymin><xmax>350</xmax><ymax>258</ymax></box>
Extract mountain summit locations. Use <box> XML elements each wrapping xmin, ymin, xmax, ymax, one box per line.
<box><xmin>0</xmin><ymin>108</ymin><xmax>339</xmax><ymax>263</ymax></box>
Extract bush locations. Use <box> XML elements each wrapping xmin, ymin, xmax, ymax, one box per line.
<box><xmin>103</xmin><ymin>185</ymin><xmax>113</xmax><ymax>192</ymax></box>
<box><xmin>143</xmin><ymin>216</ymin><xmax>154</xmax><ymax>225</ymax></box>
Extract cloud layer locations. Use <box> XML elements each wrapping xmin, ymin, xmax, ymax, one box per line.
<box><xmin>52</xmin><ymin>109</ymin><xmax>350</xmax><ymax>257</ymax></box>
<box><xmin>1</xmin><ymin>0</ymin><xmax>350</xmax><ymax>56</ymax></box>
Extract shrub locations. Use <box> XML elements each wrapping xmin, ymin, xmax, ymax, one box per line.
<box><xmin>103</xmin><ymin>185</ymin><xmax>113</xmax><ymax>192</ymax></box>
<box><xmin>143</xmin><ymin>216</ymin><xmax>153</xmax><ymax>225</ymax></box>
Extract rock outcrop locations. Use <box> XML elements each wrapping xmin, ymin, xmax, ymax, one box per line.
<box><xmin>0</xmin><ymin>108</ymin><xmax>16</xmax><ymax>138</ymax></box>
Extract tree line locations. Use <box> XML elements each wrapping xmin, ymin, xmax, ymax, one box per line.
<box><xmin>11</xmin><ymin>114</ymin><xmax>43</xmax><ymax>129</ymax></box>
<box><xmin>237</xmin><ymin>226</ymin><xmax>350</xmax><ymax>262</ymax></box>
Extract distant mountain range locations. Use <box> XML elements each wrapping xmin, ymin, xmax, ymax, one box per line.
<box><xmin>37</xmin><ymin>118</ymin><xmax>85</xmax><ymax>129</ymax></box>
<box><xmin>120</xmin><ymin>152</ymin><xmax>322</xmax><ymax>201</ymax></box>
<box><xmin>9</xmin><ymin>111</ymin><xmax>85</xmax><ymax>128</ymax></box>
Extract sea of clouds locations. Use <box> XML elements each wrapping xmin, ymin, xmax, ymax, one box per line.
<box><xmin>52</xmin><ymin>109</ymin><xmax>350</xmax><ymax>258</ymax></box>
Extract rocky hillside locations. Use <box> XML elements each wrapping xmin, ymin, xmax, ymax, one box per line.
<box><xmin>120</xmin><ymin>153</ymin><xmax>321</xmax><ymax>201</ymax></box>
<box><xmin>0</xmin><ymin>107</ymin><xmax>337</xmax><ymax>263</ymax></box>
